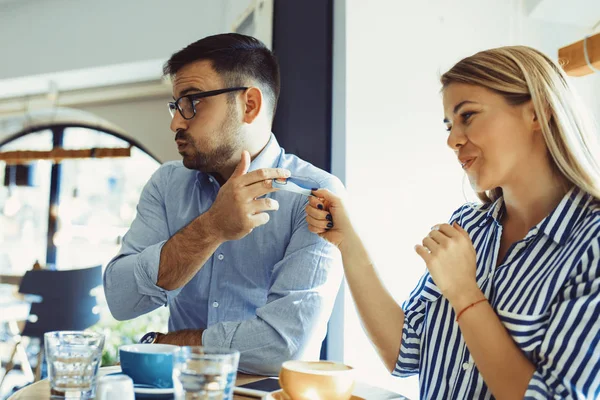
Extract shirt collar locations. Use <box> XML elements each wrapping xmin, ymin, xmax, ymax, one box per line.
<box><xmin>479</xmin><ymin>186</ymin><xmax>591</xmax><ymax>245</ymax></box>
<box><xmin>247</xmin><ymin>133</ymin><xmax>282</xmax><ymax>172</ymax></box>
<box><xmin>477</xmin><ymin>196</ymin><xmax>505</xmax><ymax>227</ymax></box>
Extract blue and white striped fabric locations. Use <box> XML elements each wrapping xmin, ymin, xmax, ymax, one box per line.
<box><xmin>394</xmin><ymin>187</ymin><xmax>600</xmax><ymax>399</ymax></box>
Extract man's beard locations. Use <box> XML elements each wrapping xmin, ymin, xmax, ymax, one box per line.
<box><xmin>178</xmin><ymin>110</ymin><xmax>241</xmax><ymax>173</ymax></box>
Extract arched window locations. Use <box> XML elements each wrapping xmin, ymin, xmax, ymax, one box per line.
<box><xmin>0</xmin><ymin>109</ymin><xmax>161</xmax><ymax>274</ymax></box>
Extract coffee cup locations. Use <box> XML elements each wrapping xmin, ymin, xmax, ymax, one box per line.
<box><xmin>278</xmin><ymin>360</ymin><xmax>355</xmax><ymax>400</ymax></box>
<box><xmin>119</xmin><ymin>344</ymin><xmax>178</xmax><ymax>388</ymax></box>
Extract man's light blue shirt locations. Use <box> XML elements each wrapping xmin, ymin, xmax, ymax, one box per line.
<box><xmin>103</xmin><ymin>134</ymin><xmax>343</xmax><ymax>375</ymax></box>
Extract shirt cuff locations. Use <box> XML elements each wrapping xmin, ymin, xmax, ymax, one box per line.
<box><xmin>393</xmin><ymin>320</ymin><xmax>421</xmax><ymax>377</ymax></box>
<box><xmin>524</xmin><ymin>370</ymin><xmax>568</xmax><ymax>399</ymax></box>
<box><xmin>133</xmin><ymin>240</ymin><xmax>183</xmax><ymax>305</ymax></box>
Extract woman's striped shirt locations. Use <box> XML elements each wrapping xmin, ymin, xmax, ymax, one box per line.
<box><xmin>393</xmin><ymin>187</ymin><xmax>600</xmax><ymax>399</ymax></box>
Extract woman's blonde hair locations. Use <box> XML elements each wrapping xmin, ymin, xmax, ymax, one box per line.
<box><xmin>441</xmin><ymin>45</ymin><xmax>600</xmax><ymax>203</ymax></box>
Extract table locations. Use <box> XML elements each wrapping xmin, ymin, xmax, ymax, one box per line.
<box><xmin>8</xmin><ymin>371</ymin><xmax>409</xmax><ymax>399</ymax></box>
<box><xmin>8</xmin><ymin>373</ymin><xmax>264</xmax><ymax>400</ymax></box>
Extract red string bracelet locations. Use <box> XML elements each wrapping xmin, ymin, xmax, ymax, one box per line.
<box><xmin>456</xmin><ymin>298</ymin><xmax>488</xmax><ymax>322</ymax></box>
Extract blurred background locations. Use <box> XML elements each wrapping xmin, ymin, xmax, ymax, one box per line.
<box><xmin>0</xmin><ymin>0</ymin><xmax>599</xmax><ymax>398</ymax></box>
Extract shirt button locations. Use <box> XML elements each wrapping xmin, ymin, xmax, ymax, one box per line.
<box><xmin>462</xmin><ymin>362</ymin><xmax>472</xmax><ymax>371</ymax></box>
<box><xmin>217</xmin><ymin>254</ymin><xmax>224</xmax><ymax>261</ymax></box>
<box><xmin>212</xmin><ymin>301</ymin><xmax>219</xmax><ymax>308</ymax></box>
<box><xmin>488</xmin><ymin>271</ymin><xmax>494</xmax><ymax>279</ymax></box>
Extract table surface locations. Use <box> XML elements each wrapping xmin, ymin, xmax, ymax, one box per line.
<box><xmin>7</xmin><ymin>373</ymin><xmax>264</xmax><ymax>400</ymax></box>
<box><xmin>7</xmin><ymin>369</ymin><xmax>408</xmax><ymax>399</ymax></box>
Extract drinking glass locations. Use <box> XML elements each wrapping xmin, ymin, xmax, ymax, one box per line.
<box><xmin>44</xmin><ymin>331</ymin><xmax>105</xmax><ymax>399</ymax></box>
<box><xmin>173</xmin><ymin>346</ymin><xmax>240</xmax><ymax>400</ymax></box>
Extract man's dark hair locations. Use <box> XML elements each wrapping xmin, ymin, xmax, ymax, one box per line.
<box><xmin>164</xmin><ymin>33</ymin><xmax>280</xmax><ymax>121</ymax></box>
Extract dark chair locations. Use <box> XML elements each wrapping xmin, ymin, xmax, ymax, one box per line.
<box><xmin>1</xmin><ymin>265</ymin><xmax>103</xmax><ymax>384</ymax></box>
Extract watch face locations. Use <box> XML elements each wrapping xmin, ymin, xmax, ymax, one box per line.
<box><xmin>140</xmin><ymin>332</ymin><xmax>156</xmax><ymax>344</ymax></box>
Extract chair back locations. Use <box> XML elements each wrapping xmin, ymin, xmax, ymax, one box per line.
<box><xmin>18</xmin><ymin>265</ymin><xmax>102</xmax><ymax>339</ymax></box>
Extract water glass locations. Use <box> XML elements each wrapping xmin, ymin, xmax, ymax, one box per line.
<box><xmin>44</xmin><ymin>331</ymin><xmax>105</xmax><ymax>399</ymax></box>
<box><xmin>96</xmin><ymin>374</ymin><xmax>135</xmax><ymax>400</ymax></box>
<box><xmin>173</xmin><ymin>346</ymin><xmax>240</xmax><ymax>400</ymax></box>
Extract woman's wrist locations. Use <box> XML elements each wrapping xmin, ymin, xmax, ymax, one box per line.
<box><xmin>447</xmin><ymin>282</ymin><xmax>485</xmax><ymax>313</ymax></box>
<box><xmin>338</xmin><ymin>228</ymin><xmax>361</xmax><ymax>255</ymax></box>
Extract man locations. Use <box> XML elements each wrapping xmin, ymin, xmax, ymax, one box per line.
<box><xmin>103</xmin><ymin>33</ymin><xmax>343</xmax><ymax>375</ymax></box>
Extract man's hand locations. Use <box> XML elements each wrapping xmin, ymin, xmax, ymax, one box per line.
<box><xmin>207</xmin><ymin>150</ymin><xmax>290</xmax><ymax>242</ymax></box>
<box><xmin>156</xmin><ymin>150</ymin><xmax>290</xmax><ymax>291</ymax></box>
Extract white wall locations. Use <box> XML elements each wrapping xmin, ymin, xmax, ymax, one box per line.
<box><xmin>79</xmin><ymin>98</ymin><xmax>177</xmax><ymax>162</ymax></box>
<box><xmin>0</xmin><ymin>0</ymin><xmax>227</xmax><ymax>79</ymax></box>
<box><xmin>0</xmin><ymin>0</ymin><xmax>257</xmax><ymax>162</ymax></box>
<box><xmin>340</xmin><ymin>0</ymin><xmax>600</xmax><ymax>398</ymax></box>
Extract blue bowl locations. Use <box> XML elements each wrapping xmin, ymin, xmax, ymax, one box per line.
<box><xmin>119</xmin><ymin>344</ymin><xmax>178</xmax><ymax>389</ymax></box>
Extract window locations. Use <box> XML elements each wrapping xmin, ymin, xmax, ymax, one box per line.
<box><xmin>0</xmin><ymin>125</ymin><xmax>160</xmax><ymax>272</ymax></box>
<box><xmin>55</xmin><ymin>127</ymin><xmax>160</xmax><ymax>268</ymax></box>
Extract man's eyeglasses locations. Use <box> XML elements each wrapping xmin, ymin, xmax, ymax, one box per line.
<box><xmin>168</xmin><ymin>87</ymin><xmax>248</xmax><ymax>120</ymax></box>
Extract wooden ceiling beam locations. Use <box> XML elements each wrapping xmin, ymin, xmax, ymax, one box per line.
<box><xmin>0</xmin><ymin>146</ymin><xmax>131</xmax><ymax>165</ymax></box>
<box><xmin>559</xmin><ymin>32</ymin><xmax>600</xmax><ymax>77</ymax></box>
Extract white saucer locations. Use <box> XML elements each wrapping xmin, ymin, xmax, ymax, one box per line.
<box><xmin>266</xmin><ymin>389</ymin><xmax>363</xmax><ymax>400</ymax></box>
<box><xmin>133</xmin><ymin>386</ymin><xmax>174</xmax><ymax>395</ymax></box>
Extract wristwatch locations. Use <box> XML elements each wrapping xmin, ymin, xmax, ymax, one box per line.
<box><xmin>140</xmin><ymin>332</ymin><xmax>163</xmax><ymax>344</ymax></box>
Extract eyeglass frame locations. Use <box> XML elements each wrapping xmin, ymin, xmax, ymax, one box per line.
<box><xmin>168</xmin><ymin>87</ymin><xmax>249</xmax><ymax>120</ymax></box>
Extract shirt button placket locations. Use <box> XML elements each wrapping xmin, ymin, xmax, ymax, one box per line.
<box><xmin>210</xmin><ymin>254</ymin><xmax>224</xmax><ymax>315</ymax></box>
<box><xmin>208</xmin><ymin>252</ymin><xmax>224</xmax><ymax>322</ymax></box>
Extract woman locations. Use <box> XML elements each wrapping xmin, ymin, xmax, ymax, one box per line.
<box><xmin>306</xmin><ymin>46</ymin><xmax>600</xmax><ymax>399</ymax></box>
